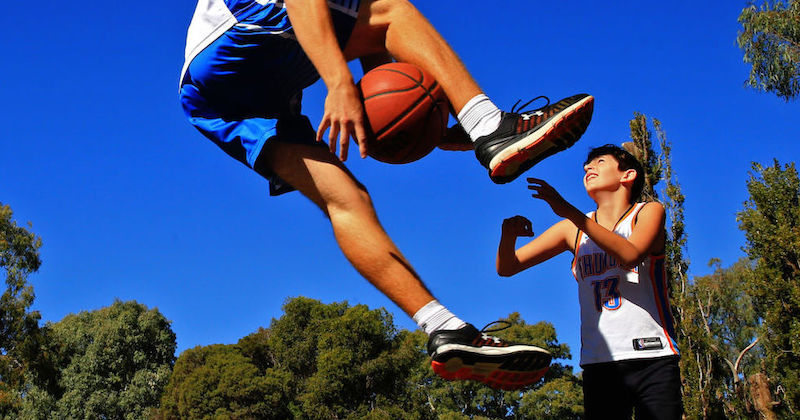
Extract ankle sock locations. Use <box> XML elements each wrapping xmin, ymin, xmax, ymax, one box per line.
<box><xmin>457</xmin><ymin>94</ymin><xmax>503</xmax><ymax>142</ymax></box>
<box><xmin>412</xmin><ymin>300</ymin><xmax>467</xmax><ymax>335</ymax></box>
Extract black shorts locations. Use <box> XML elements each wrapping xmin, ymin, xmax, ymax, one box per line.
<box><xmin>582</xmin><ymin>356</ymin><xmax>682</xmax><ymax>420</ymax></box>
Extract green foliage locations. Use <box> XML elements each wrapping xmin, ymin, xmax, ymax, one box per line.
<box><xmin>0</xmin><ymin>203</ymin><xmax>42</xmax><ymax>417</ymax></box>
<box><xmin>21</xmin><ymin>300</ymin><xmax>177</xmax><ymax>420</ymax></box>
<box><xmin>679</xmin><ymin>259</ymin><xmax>762</xmax><ymax>419</ymax></box>
<box><xmin>737</xmin><ymin>160</ymin><xmax>800</xmax><ymax>416</ymax></box>
<box><xmin>159</xmin><ymin>297</ymin><xmax>428</xmax><ymax>419</ymax></box>
<box><xmin>159</xmin><ymin>299</ymin><xmax>584</xmax><ymax>419</ymax></box>
<box><xmin>518</xmin><ymin>375</ymin><xmax>583</xmax><ymax>420</ymax></box>
<box><xmin>157</xmin><ymin>344</ymin><xmax>292</xmax><ymax>419</ymax></box>
<box><xmin>737</xmin><ymin>1</ymin><xmax>800</xmax><ymax>101</ymax></box>
<box><xmin>627</xmin><ymin>113</ymin><xmax>662</xmax><ymax>202</ymax></box>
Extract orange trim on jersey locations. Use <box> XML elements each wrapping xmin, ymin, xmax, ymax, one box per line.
<box><xmin>571</xmin><ymin>214</ymin><xmax>590</xmax><ymax>282</ymax></box>
<box><xmin>648</xmin><ymin>254</ymin><xmax>679</xmax><ymax>355</ymax></box>
<box><xmin>609</xmin><ymin>204</ymin><xmax>636</xmax><ymax>232</ymax></box>
<box><xmin>628</xmin><ymin>202</ymin><xmax>646</xmax><ymax>231</ymax></box>
<box><xmin>571</xmin><ymin>231</ymin><xmax>583</xmax><ymax>282</ymax></box>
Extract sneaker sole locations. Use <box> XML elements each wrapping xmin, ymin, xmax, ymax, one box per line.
<box><xmin>488</xmin><ymin>95</ymin><xmax>594</xmax><ymax>184</ymax></box>
<box><xmin>431</xmin><ymin>356</ymin><xmax>551</xmax><ymax>390</ymax></box>
<box><xmin>430</xmin><ymin>346</ymin><xmax>552</xmax><ymax>390</ymax></box>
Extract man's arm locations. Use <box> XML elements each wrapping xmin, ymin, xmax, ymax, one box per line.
<box><xmin>284</xmin><ymin>0</ymin><xmax>367</xmax><ymax>160</ymax></box>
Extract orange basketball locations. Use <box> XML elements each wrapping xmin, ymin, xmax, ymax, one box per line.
<box><xmin>358</xmin><ymin>62</ymin><xmax>450</xmax><ymax>164</ymax></box>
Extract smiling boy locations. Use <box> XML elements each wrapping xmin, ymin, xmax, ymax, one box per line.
<box><xmin>497</xmin><ymin>144</ymin><xmax>682</xmax><ymax>419</ymax></box>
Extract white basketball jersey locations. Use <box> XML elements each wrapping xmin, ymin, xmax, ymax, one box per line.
<box><xmin>571</xmin><ymin>203</ymin><xmax>679</xmax><ymax>366</ymax></box>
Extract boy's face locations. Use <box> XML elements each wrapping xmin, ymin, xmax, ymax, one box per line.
<box><xmin>583</xmin><ymin>154</ymin><xmax>626</xmax><ymax>195</ymax></box>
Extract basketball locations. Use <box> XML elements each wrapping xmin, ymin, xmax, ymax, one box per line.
<box><xmin>358</xmin><ymin>62</ymin><xmax>450</xmax><ymax>164</ymax></box>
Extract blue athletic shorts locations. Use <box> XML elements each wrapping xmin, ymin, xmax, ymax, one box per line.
<box><xmin>180</xmin><ymin>1</ymin><xmax>360</xmax><ymax>195</ymax></box>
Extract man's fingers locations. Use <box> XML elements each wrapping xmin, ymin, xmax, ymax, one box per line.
<box><xmin>328</xmin><ymin>122</ymin><xmax>341</xmax><ymax>155</ymax></box>
<box><xmin>339</xmin><ymin>125</ymin><xmax>351</xmax><ymax>161</ymax></box>
<box><xmin>317</xmin><ymin>118</ymin><xmax>330</xmax><ymax>143</ymax></box>
<box><xmin>354</xmin><ymin>121</ymin><xmax>368</xmax><ymax>159</ymax></box>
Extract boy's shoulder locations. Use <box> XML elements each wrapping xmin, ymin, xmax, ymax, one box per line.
<box><xmin>636</xmin><ymin>201</ymin><xmax>665</xmax><ymax>217</ymax></box>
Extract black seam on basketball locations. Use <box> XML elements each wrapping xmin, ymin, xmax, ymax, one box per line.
<box><xmin>363</xmin><ymin>85</ymin><xmax>422</xmax><ymax>101</ymax></box>
<box><xmin>368</xmin><ymin>67</ymin><xmax>441</xmax><ymax>110</ymax></box>
<box><xmin>373</xmin><ymin>91</ymin><xmax>431</xmax><ymax>138</ymax></box>
<box><xmin>372</xmin><ymin>80</ymin><xmax>443</xmax><ymax>139</ymax></box>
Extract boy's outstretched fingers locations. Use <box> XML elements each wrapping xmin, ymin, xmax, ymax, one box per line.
<box><xmin>527</xmin><ymin>177</ymin><xmax>555</xmax><ymax>200</ymax></box>
<box><xmin>527</xmin><ymin>178</ymin><xmax>576</xmax><ymax>218</ymax></box>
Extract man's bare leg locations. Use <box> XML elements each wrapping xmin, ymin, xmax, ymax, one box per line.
<box><xmin>260</xmin><ymin>141</ymin><xmax>435</xmax><ymax>316</ymax></box>
<box><xmin>343</xmin><ymin>0</ymin><xmax>481</xmax><ymax>114</ymax></box>
<box><xmin>261</xmin><ymin>140</ymin><xmax>553</xmax><ymax>389</ymax></box>
<box><xmin>342</xmin><ymin>0</ymin><xmax>595</xmax><ymax>185</ymax></box>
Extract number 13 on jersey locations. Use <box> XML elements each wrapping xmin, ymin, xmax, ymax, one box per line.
<box><xmin>592</xmin><ymin>276</ymin><xmax>621</xmax><ymax>311</ymax></box>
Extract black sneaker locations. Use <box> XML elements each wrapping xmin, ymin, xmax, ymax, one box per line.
<box><xmin>427</xmin><ymin>322</ymin><xmax>552</xmax><ymax>390</ymax></box>
<box><xmin>474</xmin><ymin>94</ymin><xmax>594</xmax><ymax>184</ymax></box>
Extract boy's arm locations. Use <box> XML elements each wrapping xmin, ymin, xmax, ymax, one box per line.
<box><xmin>528</xmin><ymin>178</ymin><xmax>666</xmax><ymax>268</ymax></box>
<box><xmin>572</xmin><ymin>202</ymin><xmax>665</xmax><ymax>267</ymax></box>
<box><xmin>284</xmin><ymin>0</ymin><xmax>367</xmax><ymax>161</ymax></box>
<box><xmin>497</xmin><ymin>216</ymin><xmax>574</xmax><ymax>277</ymax></box>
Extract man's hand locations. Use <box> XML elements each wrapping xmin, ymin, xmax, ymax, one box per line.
<box><xmin>285</xmin><ymin>0</ymin><xmax>368</xmax><ymax>161</ymax></box>
<box><xmin>316</xmin><ymin>81</ymin><xmax>369</xmax><ymax>161</ymax></box>
<box><xmin>502</xmin><ymin>215</ymin><xmax>534</xmax><ymax>238</ymax></box>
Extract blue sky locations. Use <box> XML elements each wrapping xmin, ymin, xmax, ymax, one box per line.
<box><xmin>2</xmin><ymin>1</ymin><xmax>797</xmax><ymax>370</ymax></box>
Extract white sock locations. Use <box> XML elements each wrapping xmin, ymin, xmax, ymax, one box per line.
<box><xmin>412</xmin><ymin>300</ymin><xmax>467</xmax><ymax>335</ymax></box>
<box><xmin>457</xmin><ymin>94</ymin><xmax>503</xmax><ymax>142</ymax></box>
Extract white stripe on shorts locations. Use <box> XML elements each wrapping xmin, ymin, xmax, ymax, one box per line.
<box><xmin>254</xmin><ymin>0</ymin><xmax>358</xmax><ymax>17</ymax></box>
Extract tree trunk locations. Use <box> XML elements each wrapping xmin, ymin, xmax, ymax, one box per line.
<box><xmin>748</xmin><ymin>373</ymin><xmax>777</xmax><ymax>420</ymax></box>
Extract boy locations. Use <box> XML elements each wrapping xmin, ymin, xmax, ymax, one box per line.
<box><xmin>497</xmin><ymin>144</ymin><xmax>682</xmax><ymax>418</ymax></box>
<box><xmin>179</xmin><ymin>0</ymin><xmax>593</xmax><ymax>389</ymax></box>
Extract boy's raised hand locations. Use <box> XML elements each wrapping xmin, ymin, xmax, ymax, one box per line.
<box><xmin>527</xmin><ymin>178</ymin><xmax>579</xmax><ymax>219</ymax></box>
<box><xmin>502</xmin><ymin>215</ymin><xmax>534</xmax><ymax>237</ymax></box>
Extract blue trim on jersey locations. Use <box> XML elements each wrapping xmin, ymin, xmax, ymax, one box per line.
<box><xmin>652</xmin><ymin>257</ymin><xmax>679</xmax><ymax>353</ymax></box>
<box><xmin>227</xmin><ymin>0</ymin><xmax>293</xmax><ymax>33</ymax></box>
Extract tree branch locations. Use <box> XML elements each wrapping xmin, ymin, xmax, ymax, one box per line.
<box><xmin>733</xmin><ymin>337</ymin><xmax>760</xmax><ymax>381</ymax></box>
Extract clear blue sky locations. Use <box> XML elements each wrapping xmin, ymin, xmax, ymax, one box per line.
<box><xmin>2</xmin><ymin>1</ymin><xmax>797</xmax><ymax>370</ymax></box>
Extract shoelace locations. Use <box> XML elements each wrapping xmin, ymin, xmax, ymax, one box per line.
<box><xmin>510</xmin><ymin>96</ymin><xmax>551</xmax><ymax>115</ymax></box>
<box><xmin>479</xmin><ymin>320</ymin><xmax>513</xmax><ymax>344</ymax></box>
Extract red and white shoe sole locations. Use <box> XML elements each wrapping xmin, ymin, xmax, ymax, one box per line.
<box><xmin>431</xmin><ymin>358</ymin><xmax>550</xmax><ymax>390</ymax></box>
<box><xmin>489</xmin><ymin>95</ymin><xmax>595</xmax><ymax>182</ymax></box>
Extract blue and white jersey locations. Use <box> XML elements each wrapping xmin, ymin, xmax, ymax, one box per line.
<box><xmin>180</xmin><ymin>0</ymin><xmax>359</xmax><ymax>85</ymax></box>
<box><xmin>571</xmin><ymin>203</ymin><xmax>680</xmax><ymax>366</ymax></box>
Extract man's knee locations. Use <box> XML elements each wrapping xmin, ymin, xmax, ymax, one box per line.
<box><xmin>327</xmin><ymin>184</ymin><xmax>373</xmax><ymax>216</ymax></box>
<box><xmin>359</xmin><ymin>0</ymin><xmax>416</xmax><ymax>25</ymax></box>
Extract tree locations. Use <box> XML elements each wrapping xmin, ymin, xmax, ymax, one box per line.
<box><xmin>159</xmin><ymin>298</ymin><xmax>584</xmax><ymax>419</ymax></box>
<box><xmin>737</xmin><ymin>1</ymin><xmax>800</xmax><ymax>101</ymax></box>
<box><xmin>737</xmin><ymin>160</ymin><xmax>800</xmax><ymax>417</ymax></box>
<box><xmin>680</xmin><ymin>259</ymin><xmax>763</xmax><ymax>418</ymax></box>
<box><xmin>157</xmin><ymin>344</ymin><xmax>293</xmax><ymax>419</ymax></box>
<box><xmin>21</xmin><ymin>300</ymin><xmax>177</xmax><ymax>419</ymax></box>
<box><xmin>159</xmin><ymin>297</ymin><xmax>429</xmax><ymax>419</ymax></box>
<box><xmin>0</xmin><ymin>203</ymin><xmax>42</xmax><ymax>417</ymax></box>
<box><xmin>626</xmin><ymin>113</ymin><xmax>662</xmax><ymax>202</ymax></box>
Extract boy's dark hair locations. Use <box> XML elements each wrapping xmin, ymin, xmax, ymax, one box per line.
<box><xmin>584</xmin><ymin>144</ymin><xmax>645</xmax><ymax>203</ymax></box>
